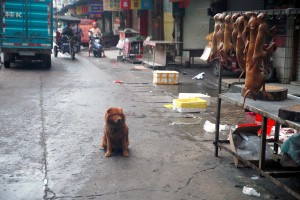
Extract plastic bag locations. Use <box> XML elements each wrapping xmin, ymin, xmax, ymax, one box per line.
<box><xmin>281</xmin><ymin>133</ymin><xmax>300</xmax><ymax>165</ymax></box>
<box><xmin>242</xmin><ymin>186</ymin><xmax>260</xmax><ymax>197</ymax></box>
<box><xmin>235</xmin><ymin>132</ymin><xmax>273</xmax><ymax>160</ymax></box>
<box><xmin>203</xmin><ymin>120</ymin><xmax>230</xmax><ymax>133</ymax></box>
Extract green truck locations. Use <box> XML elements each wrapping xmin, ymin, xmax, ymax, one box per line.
<box><xmin>0</xmin><ymin>0</ymin><xmax>53</xmax><ymax>69</ymax></box>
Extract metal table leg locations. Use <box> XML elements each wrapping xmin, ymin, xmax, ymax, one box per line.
<box><xmin>214</xmin><ymin>62</ymin><xmax>223</xmax><ymax>157</ymax></box>
<box><xmin>259</xmin><ymin>117</ymin><xmax>268</xmax><ymax>170</ymax></box>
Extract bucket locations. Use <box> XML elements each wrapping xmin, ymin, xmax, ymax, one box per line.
<box><xmin>255</xmin><ymin>114</ymin><xmax>275</xmax><ymax>136</ymax></box>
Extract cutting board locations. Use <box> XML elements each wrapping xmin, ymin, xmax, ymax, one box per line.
<box><xmin>241</xmin><ymin>85</ymin><xmax>288</xmax><ymax>101</ymax></box>
<box><xmin>278</xmin><ymin>104</ymin><xmax>300</xmax><ymax>122</ymax></box>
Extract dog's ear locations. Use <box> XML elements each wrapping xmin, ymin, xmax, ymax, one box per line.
<box><xmin>106</xmin><ymin>108</ymin><xmax>112</xmax><ymax>114</ymax></box>
<box><xmin>105</xmin><ymin>108</ymin><xmax>112</xmax><ymax>121</ymax></box>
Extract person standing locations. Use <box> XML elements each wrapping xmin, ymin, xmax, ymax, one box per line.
<box><xmin>73</xmin><ymin>24</ymin><xmax>83</xmax><ymax>52</ymax></box>
<box><xmin>73</xmin><ymin>24</ymin><xmax>84</xmax><ymax>38</ymax></box>
<box><xmin>88</xmin><ymin>21</ymin><xmax>105</xmax><ymax>57</ymax></box>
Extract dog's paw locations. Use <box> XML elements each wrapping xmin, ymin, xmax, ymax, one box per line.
<box><xmin>122</xmin><ymin>150</ymin><xmax>129</xmax><ymax>157</ymax></box>
<box><xmin>100</xmin><ymin>143</ymin><xmax>106</xmax><ymax>148</ymax></box>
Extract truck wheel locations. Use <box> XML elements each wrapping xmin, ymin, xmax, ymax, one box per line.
<box><xmin>44</xmin><ymin>55</ymin><xmax>51</xmax><ymax>69</ymax></box>
<box><xmin>93</xmin><ymin>50</ymin><xmax>97</xmax><ymax>57</ymax></box>
<box><xmin>54</xmin><ymin>46</ymin><xmax>58</xmax><ymax>57</ymax></box>
<box><xmin>4</xmin><ymin>61</ymin><xmax>10</xmax><ymax>68</ymax></box>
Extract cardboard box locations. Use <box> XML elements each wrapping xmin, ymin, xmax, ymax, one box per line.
<box><xmin>173</xmin><ymin>97</ymin><xmax>207</xmax><ymax>113</ymax></box>
<box><xmin>178</xmin><ymin>93</ymin><xmax>211</xmax><ymax>106</ymax></box>
<box><xmin>153</xmin><ymin>70</ymin><xmax>179</xmax><ymax>85</ymax></box>
<box><xmin>229</xmin><ymin>126</ymin><xmax>261</xmax><ymax>168</ymax></box>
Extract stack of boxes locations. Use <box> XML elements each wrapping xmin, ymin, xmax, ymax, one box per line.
<box><xmin>153</xmin><ymin>70</ymin><xmax>179</xmax><ymax>85</ymax></box>
<box><xmin>173</xmin><ymin>93</ymin><xmax>210</xmax><ymax>113</ymax></box>
<box><xmin>152</xmin><ymin>71</ymin><xmax>210</xmax><ymax>113</ymax></box>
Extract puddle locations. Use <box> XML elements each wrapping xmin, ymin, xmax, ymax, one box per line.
<box><xmin>157</xmin><ymin>82</ymin><xmax>219</xmax><ymax>97</ymax></box>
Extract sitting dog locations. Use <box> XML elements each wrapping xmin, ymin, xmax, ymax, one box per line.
<box><xmin>101</xmin><ymin>107</ymin><xmax>129</xmax><ymax>157</ymax></box>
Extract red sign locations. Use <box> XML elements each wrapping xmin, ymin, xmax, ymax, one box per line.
<box><xmin>120</xmin><ymin>0</ymin><xmax>131</xmax><ymax>10</ymax></box>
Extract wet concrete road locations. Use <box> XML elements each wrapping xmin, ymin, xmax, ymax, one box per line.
<box><xmin>0</xmin><ymin>51</ymin><xmax>298</xmax><ymax>200</ymax></box>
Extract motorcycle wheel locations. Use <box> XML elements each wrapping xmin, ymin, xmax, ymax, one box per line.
<box><xmin>93</xmin><ymin>50</ymin><xmax>101</xmax><ymax>58</ymax></box>
<box><xmin>4</xmin><ymin>61</ymin><xmax>10</xmax><ymax>68</ymax></box>
<box><xmin>71</xmin><ymin>50</ymin><xmax>75</xmax><ymax>60</ymax></box>
<box><xmin>54</xmin><ymin>46</ymin><xmax>58</xmax><ymax>57</ymax></box>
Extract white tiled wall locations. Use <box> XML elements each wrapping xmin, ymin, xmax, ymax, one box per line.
<box><xmin>273</xmin><ymin>16</ymin><xmax>294</xmax><ymax>84</ymax></box>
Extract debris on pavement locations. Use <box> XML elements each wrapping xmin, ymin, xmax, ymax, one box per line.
<box><xmin>251</xmin><ymin>176</ymin><xmax>259</xmax><ymax>180</ymax></box>
<box><xmin>242</xmin><ymin>186</ymin><xmax>261</xmax><ymax>197</ymax></box>
<box><xmin>114</xmin><ymin>80</ymin><xmax>123</xmax><ymax>84</ymax></box>
<box><xmin>133</xmin><ymin>65</ymin><xmax>149</xmax><ymax>71</ymax></box>
<box><xmin>164</xmin><ymin>104</ymin><xmax>173</xmax><ymax>109</ymax></box>
<box><xmin>192</xmin><ymin>72</ymin><xmax>205</xmax><ymax>80</ymax></box>
<box><xmin>203</xmin><ymin>120</ymin><xmax>230</xmax><ymax>133</ymax></box>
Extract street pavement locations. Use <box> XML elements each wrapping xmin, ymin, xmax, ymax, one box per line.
<box><xmin>0</xmin><ymin>48</ymin><xmax>299</xmax><ymax>200</ymax></box>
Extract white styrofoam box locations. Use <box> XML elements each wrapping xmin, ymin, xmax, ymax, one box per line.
<box><xmin>178</xmin><ymin>93</ymin><xmax>211</xmax><ymax>105</ymax></box>
<box><xmin>153</xmin><ymin>70</ymin><xmax>179</xmax><ymax>85</ymax></box>
<box><xmin>173</xmin><ymin>98</ymin><xmax>207</xmax><ymax>113</ymax></box>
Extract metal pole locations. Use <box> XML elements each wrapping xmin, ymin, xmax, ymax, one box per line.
<box><xmin>214</xmin><ymin>62</ymin><xmax>223</xmax><ymax>157</ymax></box>
<box><xmin>259</xmin><ymin>116</ymin><xmax>267</xmax><ymax>170</ymax></box>
<box><xmin>274</xmin><ymin>122</ymin><xmax>280</xmax><ymax>154</ymax></box>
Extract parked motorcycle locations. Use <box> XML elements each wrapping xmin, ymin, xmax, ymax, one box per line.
<box><xmin>89</xmin><ymin>32</ymin><xmax>104</xmax><ymax>58</ymax></box>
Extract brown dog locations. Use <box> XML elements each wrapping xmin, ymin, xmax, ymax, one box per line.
<box><xmin>101</xmin><ymin>107</ymin><xmax>129</xmax><ymax>157</ymax></box>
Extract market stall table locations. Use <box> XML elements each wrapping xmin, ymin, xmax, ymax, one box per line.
<box><xmin>143</xmin><ymin>40</ymin><xmax>183</xmax><ymax>69</ymax></box>
<box><xmin>116</xmin><ymin>28</ymin><xmax>143</xmax><ymax>64</ymax></box>
<box><xmin>214</xmin><ymin>91</ymin><xmax>300</xmax><ymax>199</ymax></box>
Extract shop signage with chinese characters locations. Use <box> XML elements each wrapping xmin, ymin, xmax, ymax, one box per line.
<box><xmin>120</xmin><ymin>0</ymin><xmax>131</xmax><ymax>10</ymax></box>
<box><xmin>76</xmin><ymin>5</ymin><xmax>88</xmax><ymax>15</ymax></box>
<box><xmin>88</xmin><ymin>2</ymin><xmax>103</xmax><ymax>14</ymax></box>
<box><xmin>104</xmin><ymin>0</ymin><xmax>120</xmax><ymax>11</ymax></box>
<box><xmin>141</xmin><ymin>0</ymin><xmax>152</xmax><ymax>10</ymax></box>
<box><xmin>120</xmin><ymin>0</ymin><xmax>151</xmax><ymax>10</ymax></box>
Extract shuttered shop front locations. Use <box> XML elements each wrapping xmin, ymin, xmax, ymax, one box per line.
<box><xmin>183</xmin><ymin>0</ymin><xmax>210</xmax><ymax>50</ymax></box>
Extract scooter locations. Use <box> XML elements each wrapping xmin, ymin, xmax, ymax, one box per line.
<box><xmin>89</xmin><ymin>32</ymin><xmax>104</xmax><ymax>58</ymax></box>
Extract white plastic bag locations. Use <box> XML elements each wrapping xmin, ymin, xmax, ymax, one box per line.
<box><xmin>203</xmin><ymin>120</ymin><xmax>230</xmax><ymax>133</ymax></box>
<box><xmin>242</xmin><ymin>186</ymin><xmax>260</xmax><ymax>197</ymax></box>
